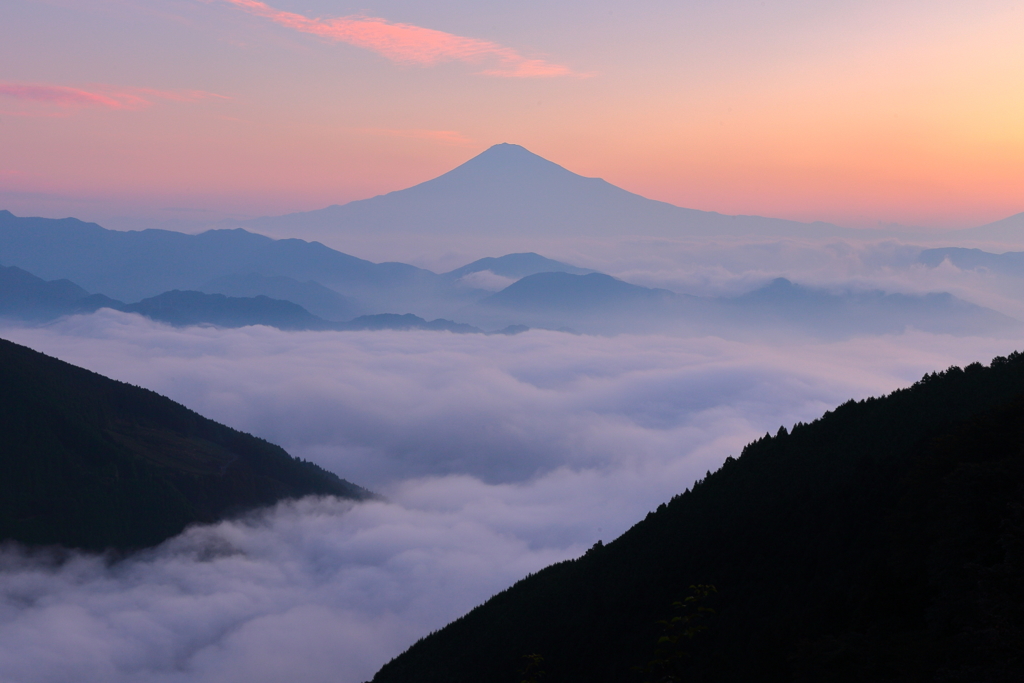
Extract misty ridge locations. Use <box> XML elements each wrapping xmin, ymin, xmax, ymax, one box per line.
<box><xmin>2</xmin><ymin>205</ymin><xmax>1023</xmax><ymax>338</ymax></box>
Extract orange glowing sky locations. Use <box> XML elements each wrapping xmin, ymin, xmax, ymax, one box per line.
<box><xmin>1</xmin><ymin>0</ymin><xmax>1022</xmax><ymax>231</ymax></box>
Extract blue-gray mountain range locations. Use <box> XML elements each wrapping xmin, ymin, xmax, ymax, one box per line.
<box><xmin>463</xmin><ymin>273</ymin><xmax>1018</xmax><ymax>337</ymax></box>
<box><xmin>0</xmin><ymin>269</ymin><xmax>491</xmax><ymax>333</ymax></box>
<box><xmin>2</xmin><ymin>247</ymin><xmax>1016</xmax><ymax>339</ymax></box>
<box><xmin>918</xmin><ymin>247</ymin><xmax>1024</xmax><ymax>276</ymax></box>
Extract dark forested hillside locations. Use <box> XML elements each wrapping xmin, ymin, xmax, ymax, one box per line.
<box><xmin>0</xmin><ymin>338</ymin><xmax>373</xmax><ymax>552</ymax></box>
<box><xmin>373</xmin><ymin>352</ymin><xmax>1024</xmax><ymax>683</ymax></box>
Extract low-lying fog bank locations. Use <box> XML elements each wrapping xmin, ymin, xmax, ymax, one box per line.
<box><xmin>0</xmin><ymin>312</ymin><xmax>1016</xmax><ymax>682</ymax></box>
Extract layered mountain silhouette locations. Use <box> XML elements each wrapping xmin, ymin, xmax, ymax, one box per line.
<box><xmin>485</xmin><ymin>272</ymin><xmax>678</xmax><ymax>310</ymax></box>
<box><xmin>123</xmin><ymin>294</ymin><xmax>490</xmax><ymax>333</ymax></box>
<box><xmin>0</xmin><ymin>337</ymin><xmax>373</xmax><ymax>552</ymax></box>
<box><xmin>720</xmin><ymin>277</ymin><xmax>1018</xmax><ymax>337</ymax></box>
<box><xmin>336</xmin><ymin>313</ymin><xmax>483</xmax><ymax>333</ymax></box>
<box><xmin>0</xmin><ymin>263</ymin><xmax>122</xmax><ymax>320</ymax></box>
<box><xmin>199</xmin><ymin>273</ymin><xmax>360</xmax><ymax>321</ymax></box>
<box><xmin>0</xmin><ymin>269</ymin><xmax>495</xmax><ymax>334</ymax></box>
<box><xmin>372</xmin><ymin>352</ymin><xmax>1024</xmax><ymax>683</ymax></box>
<box><xmin>2</xmin><ymin>247</ymin><xmax>1014</xmax><ymax>338</ymax></box>
<box><xmin>122</xmin><ymin>290</ymin><xmax>333</xmax><ymax>330</ymax></box>
<box><xmin>461</xmin><ymin>273</ymin><xmax>1018</xmax><ymax>337</ymax></box>
<box><xmin>442</xmin><ymin>253</ymin><xmax>595</xmax><ymax>292</ymax></box>
<box><xmin>919</xmin><ymin>246</ymin><xmax>1024</xmax><ymax>276</ymax></box>
<box><xmin>948</xmin><ymin>211</ymin><xmax>1024</xmax><ymax>244</ymax></box>
<box><xmin>0</xmin><ymin>210</ymin><xmax>480</xmax><ymax>317</ymax></box>
<box><xmin>2</xmin><ymin>209</ymin><xmax>1017</xmax><ymax>338</ymax></box>
<box><xmin>238</xmin><ymin>144</ymin><xmax>862</xmax><ymax>241</ymax></box>
<box><xmin>443</xmin><ymin>252</ymin><xmax>594</xmax><ymax>281</ymax></box>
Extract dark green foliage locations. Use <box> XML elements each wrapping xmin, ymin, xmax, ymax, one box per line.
<box><xmin>372</xmin><ymin>351</ymin><xmax>1024</xmax><ymax>683</ymax></box>
<box><xmin>0</xmin><ymin>337</ymin><xmax>373</xmax><ymax>552</ymax></box>
<box><xmin>519</xmin><ymin>653</ymin><xmax>547</xmax><ymax>683</ymax></box>
<box><xmin>636</xmin><ymin>584</ymin><xmax>717</xmax><ymax>683</ymax></box>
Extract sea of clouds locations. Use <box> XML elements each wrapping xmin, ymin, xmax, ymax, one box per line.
<box><xmin>316</xmin><ymin>233</ymin><xmax>1024</xmax><ymax>320</ymax></box>
<box><xmin>0</xmin><ymin>311</ymin><xmax>1018</xmax><ymax>682</ymax></box>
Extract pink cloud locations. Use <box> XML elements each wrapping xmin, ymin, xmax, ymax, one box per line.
<box><xmin>0</xmin><ymin>83</ymin><xmax>143</xmax><ymax>110</ymax></box>
<box><xmin>0</xmin><ymin>83</ymin><xmax>229</xmax><ymax>112</ymax></box>
<box><xmin>222</xmin><ymin>0</ymin><xmax>576</xmax><ymax>77</ymax></box>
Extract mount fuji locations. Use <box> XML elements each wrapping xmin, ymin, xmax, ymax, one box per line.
<box><xmin>238</xmin><ymin>143</ymin><xmax>862</xmax><ymax>242</ymax></box>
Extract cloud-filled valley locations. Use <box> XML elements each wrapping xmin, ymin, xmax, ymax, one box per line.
<box><xmin>0</xmin><ymin>313</ymin><xmax>1016</xmax><ymax>682</ymax></box>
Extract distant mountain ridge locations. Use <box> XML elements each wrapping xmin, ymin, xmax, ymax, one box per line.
<box><xmin>121</xmin><ymin>296</ymin><xmax>502</xmax><ymax>335</ymax></box>
<box><xmin>0</xmin><ymin>271</ymin><xmax>501</xmax><ymax>334</ymax></box>
<box><xmin>443</xmin><ymin>252</ymin><xmax>594</xmax><ymax>281</ymax></box>
<box><xmin>2</xmin><ymin>210</ymin><xmax>1018</xmax><ymax>338</ymax></box>
<box><xmin>919</xmin><ymin>247</ymin><xmax>1024</xmax><ymax>276</ymax></box>
<box><xmin>482</xmin><ymin>272</ymin><xmax>678</xmax><ymax>312</ymax></box>
<box><xmin>123</xmin><ymin>290</ymin><xmax>333</xmax><ymax>330</ymax></box>
<box><xmin>460</xmin><ymin>272</ymin><xmax>1018</xmax><ymax>337</ymax></box>
<box><xmin>199</xmin><ymin>273</ymin><xmax>360</xmax><ymax>321</ymax></box>
<box><xmin>0</xmin><ymin>263</ymin><xmax>122</xmax><ymax>320</ymax></box>
<box><xmin>948</xmin><ymin>211</ymin><xmax>1024</xmax><ymax>243</ymax></box>
<box><xmin>3</xmin><ymin>252</ymin><xmax>1014</xmax><ymax>339</ymax></box>
<box><xmin>0</xmin><ymin>210</ymin><xmax>480</xmax><ymax>317</ymax></box>
<box><xmin>237</xmin><ymin>144</ymin><xmax>864</xmax><ymax>241</ymax></box>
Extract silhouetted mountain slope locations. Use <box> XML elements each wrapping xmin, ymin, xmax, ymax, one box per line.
<box><xmin>0</xmin><ymin>338</ymin><xmax>372</xmax><ymax>552</ymax></box>
<box><xmin>919</xmin><ymin>247</ymin><xmax>1024</xmax><ymax>276</ymax></box>
<box><xmin>443</xmin><ymin>253</ymin><xmax>593</xmax><ymax>281</ymax></box>
<box><xmin>123</xmin><ymin>290</ymin><xmax>332</xmax><ymax>330</ymax></box>
<box><xmin>0</xmin><ymin>264</ymin><xmax>121</xmax><ymax>320</ymax></box>
<box><xmin>200</xmin><ymin>273</ymin><xmax>361</xmax><ymax>321</ymax></box>
<box><xmin>0</xmin><ymin>210</ymin><xmax>477</xmax><ymax>316</ymax></box>
<box><xmin>238</xmin><ymin>144</ymin><xmax>859</xmax><ymax>241</ymax></box>
<box><xmin>373</xmin><ymin>352</ymin><xmax>1024</xmax><ymax>683</ymax></box>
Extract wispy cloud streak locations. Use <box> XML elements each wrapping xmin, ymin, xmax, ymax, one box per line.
<box><xmin>0</xmin><ymin>82</ymin><xmax>229</xmax><ymax>112</ymax></box>
<box><xmin>222</xmin><ymin>0</ymin><xmax>576</xmax><ymax>77</ymax></box>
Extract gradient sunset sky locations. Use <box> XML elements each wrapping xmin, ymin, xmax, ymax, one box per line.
<box><xmin>2</xmin><ymin>0</ymin><xmax>1022</xmax><ymax>230</ymax></box>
